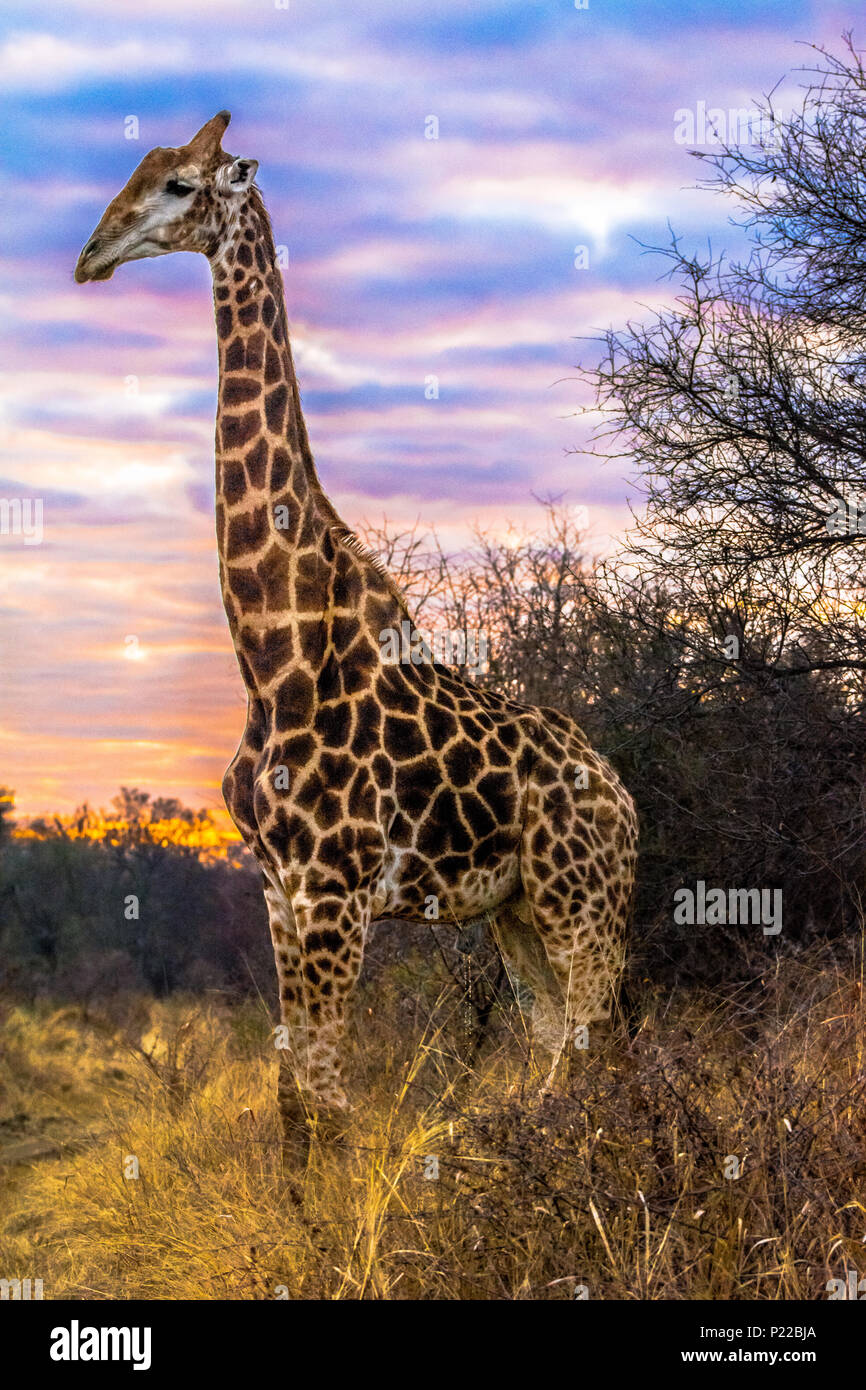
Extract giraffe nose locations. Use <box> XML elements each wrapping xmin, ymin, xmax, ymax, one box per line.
<box><xmin>75</xmin><ymin>236</ymin><xmax>104</xmax><ymax>283</ymax></box>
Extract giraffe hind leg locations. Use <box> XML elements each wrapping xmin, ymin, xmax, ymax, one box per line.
<box><xmin>514</xmin><ymin>776</ymin><xmax>636</xmax><ymax>1071</ymax></box>
<box><xmin>495</xmin><ymin>889</ymin><xmax>628</xmax><ymax>1092</ymax></box>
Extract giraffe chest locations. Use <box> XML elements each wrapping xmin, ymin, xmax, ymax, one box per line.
<box><xmin>222</xmin><ymin>686</ymin><xmax>529</xmax><ymax>920</ymax></box>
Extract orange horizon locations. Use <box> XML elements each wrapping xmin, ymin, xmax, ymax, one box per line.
<box><xmin>11</xmin><ymin>804</ymin><xmax>243</xmax><ymax>855</ymax></box>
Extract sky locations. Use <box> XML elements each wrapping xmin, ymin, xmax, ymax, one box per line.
<box><xmin>0</xmin><ymin>0</ymin><xmax>861</xmax><ymax>819</ymax></box>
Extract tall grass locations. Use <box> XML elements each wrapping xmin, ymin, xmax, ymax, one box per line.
<box><xmin>1</xmin><ymin>941</ymin><xmax>864</xmax><ymax>1299</ymax></box>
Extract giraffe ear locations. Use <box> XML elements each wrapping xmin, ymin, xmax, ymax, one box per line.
<box><xmin>188</xmin><ymin>110</ymin><xmax>230</xmax><ymax>154</ymax></box>
<box><xmin>219</xmin><ymin>158</ymin><xmax>258</xmax><ymax>194</ymax></box>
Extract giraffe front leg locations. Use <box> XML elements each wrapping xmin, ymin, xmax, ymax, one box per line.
<box><xmin>262</xmin><ymin>880</ymin><xmax>312</xmax><ymax>1162</ymax></box>
<box><xmin>289</xmin><ymin>890</ymin><xmax>368</xmax><ymax>1141</ymax></box>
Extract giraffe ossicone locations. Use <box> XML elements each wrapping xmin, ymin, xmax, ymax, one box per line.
<box><xmin>75</xmin><ymin>112</ymin><xmax>638</xmax><ymax>1152</ymax></box>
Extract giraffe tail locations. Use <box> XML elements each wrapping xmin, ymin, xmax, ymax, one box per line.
<box><xmin>489</xmin><ymin>897</ymin><xmax>564</xmax><ymax>1050</ymax></box>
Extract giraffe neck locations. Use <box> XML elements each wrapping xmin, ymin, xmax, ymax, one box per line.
<box><xmin>209</xmin><ymin>191</ymin><xmax>406</xmax><ymax>699</ymax></box>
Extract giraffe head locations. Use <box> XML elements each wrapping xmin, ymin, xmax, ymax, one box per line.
<box><xmin>74</xmin><ymin>111</ymin><xmax>258</xmax><ymax>283</ymax></box>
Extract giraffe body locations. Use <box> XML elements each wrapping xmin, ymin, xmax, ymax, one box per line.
<box><xmin>75</xmin><ymin>113</ymin><xmax>638</xmax><ymax>1140</ymax></box>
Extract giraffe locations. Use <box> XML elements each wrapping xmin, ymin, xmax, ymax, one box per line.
<box><xmin>74</xmin><ymin>112</ymin><xmax>638</xmax><ymax>1154</ymax></box>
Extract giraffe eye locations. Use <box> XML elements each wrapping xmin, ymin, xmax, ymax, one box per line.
<box><xmin>165</xmin><ymin>179</ymin><xmax>195</xmax><ymax>197</ymax></box>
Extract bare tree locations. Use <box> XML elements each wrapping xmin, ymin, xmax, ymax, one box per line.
<box><xmin>577</xmin><ymin>37</ymin><xmax>866</xmax><ymax>703</ymax></box>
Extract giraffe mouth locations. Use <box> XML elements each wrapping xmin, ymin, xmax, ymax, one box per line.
<box><xmin>75</xmin><ymin>234</ymin><xmax>120</xmax><ymax>283</ymax></box>
<box><xmin>74</xmin><ymin>257</ymin><xmax>117</xmax><ymax>284</ymax></box>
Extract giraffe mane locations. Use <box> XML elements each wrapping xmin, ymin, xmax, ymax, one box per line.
<box><xmin>329</xmin><ymin>527</ymin><xmax>411</xmax><ymax>610</ymax></box>
<box><xmin>331</xmin><ymin>528</ymin><xmax>389</xmax><ymax>578</ymax></box>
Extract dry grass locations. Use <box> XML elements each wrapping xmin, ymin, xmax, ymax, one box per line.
<box><xmin>0</xmin><ymin>943</ymin><xmax>864</xmax><ymax>1300</ymax></box>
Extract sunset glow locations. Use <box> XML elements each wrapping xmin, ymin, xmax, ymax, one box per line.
<box><xmin>0</xmin><ymin>0</ymin><xmax>842</xmax><ymax>820</ymax></box>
